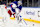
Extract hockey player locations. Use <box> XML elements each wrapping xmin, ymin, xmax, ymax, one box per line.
<box><xmin>9</xmin><ymin>1</ymin><xmax>22</xmax><ymax>18</ymax></box>
<box><xmin>15</xmin><ymin>1</ymin><xmax>22</xmax><ymax>24</ymax></box>
<box><xmin>13</xmin><ymin>1</ymin><xmax>22</xmax><ymax>21</ymax></box>
<box><xmin>9</xmin><ymin>1</ymin><xmax>23</xmax><ymax>26</ymax></box>
<box><xmin>8</xmin><ymin>1</ymin><xmax>22</xmax><ymax>24</ymax></box>
<box><xmin>9</xmin><ymin>1</ymin><xmax>18</xmax><ymax>17</ymax></box>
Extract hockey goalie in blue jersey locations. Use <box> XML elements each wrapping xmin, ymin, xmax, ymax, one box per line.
<box><xmin>10</xmin><ymin>1</ymin><xmax>22</xmax><ymax>18</ymax></box>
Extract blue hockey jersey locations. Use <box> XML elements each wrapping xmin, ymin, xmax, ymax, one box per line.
<box><xmin>10</xmin><ymin>1</ymin><xmax>22</xmax><ymax>13</ymax></box>
<box><xmin>10</xmin><ymin>1</ymin><xmax>18</xmax><ymax>12</ymax></box>
<box><xmin>17</xmin><ymin>5</ymin><xmax>22</xmax><ymax>10</ymax></box>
